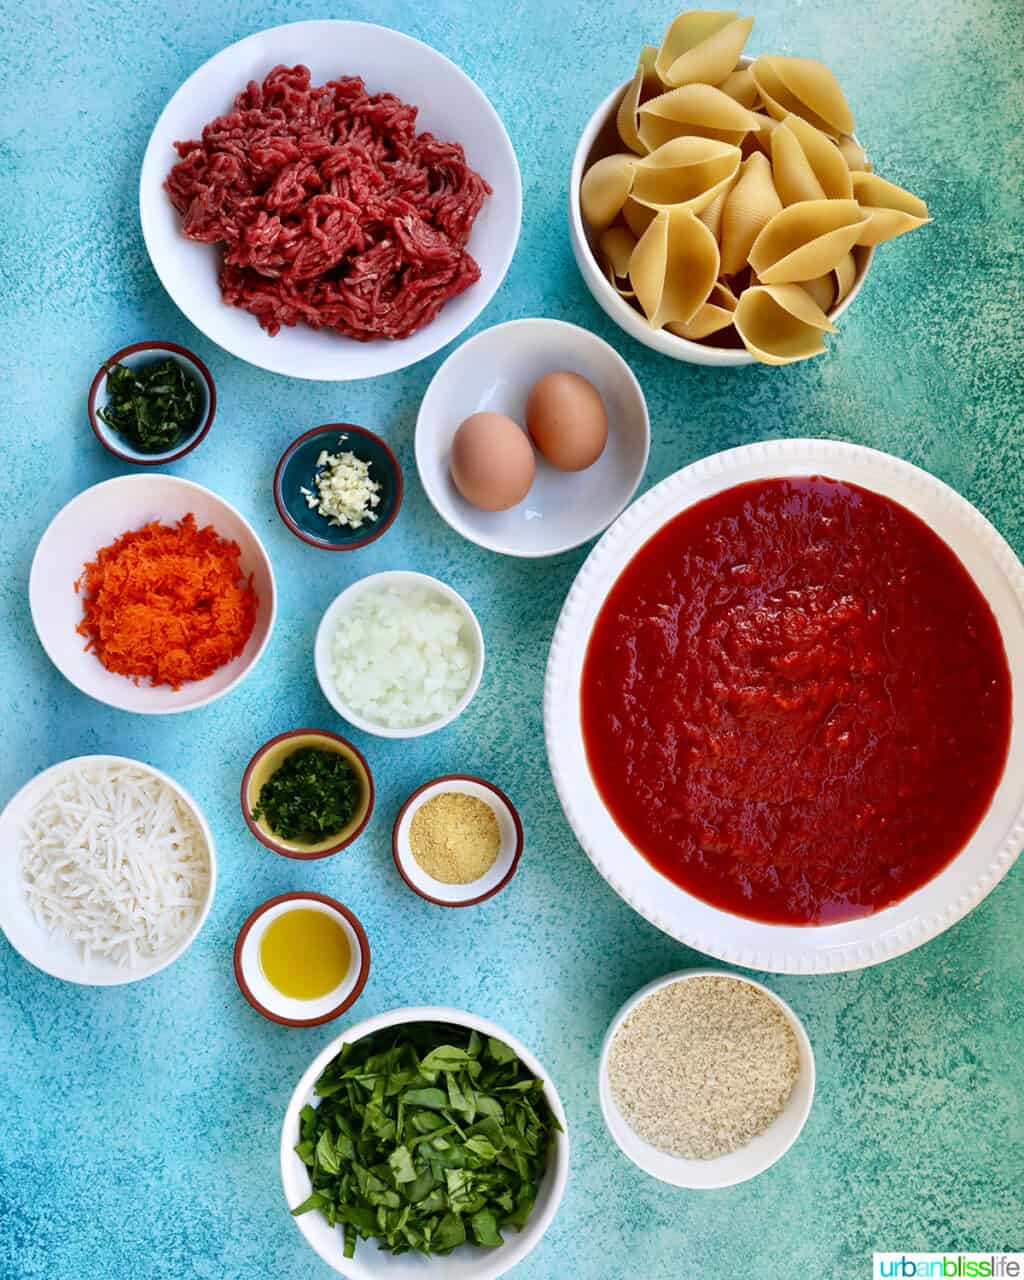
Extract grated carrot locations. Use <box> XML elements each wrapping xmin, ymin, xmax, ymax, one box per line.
<box><xmin>75</xmin><ymin>514</ymin><xmax>258</xmax><ymax>691</ymax></box>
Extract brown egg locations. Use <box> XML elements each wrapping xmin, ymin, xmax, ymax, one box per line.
<box><xmin>449</xmin><ymin>412</ymin><xmax>536</xmax><ymax>511</ymax></box>
<box><xmin>525</xmin><ymin>371</ymin><xmax>608</xmax><ymax>472</ymax></box>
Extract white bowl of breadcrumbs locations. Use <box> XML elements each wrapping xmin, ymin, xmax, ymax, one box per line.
<box><xmin>599</xmin><ymin>969</ymin><xmax>815</xmax><ymax>1188</ymax></box>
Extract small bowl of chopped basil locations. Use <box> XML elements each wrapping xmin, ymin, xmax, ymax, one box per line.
<box><xmin>241</xmin><ymin>729</ymin><xmax>374</xmax><ymax>860</ymax></box>
<box><xmin>281</xmin><ymin>1006</ymin><xmax>569</xmax><ymax>1278</ymax></box>
<box><xmin>88</xmin><ymin>340</ymin><xmax>215</xmax><ymax>465</ymax></box>
<box><xmin>274</xmin><ymin>423</ymin><xmax>403</xmax><ymax>551</ymax></box>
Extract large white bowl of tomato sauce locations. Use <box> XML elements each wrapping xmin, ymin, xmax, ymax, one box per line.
<box><xmin>545</xmin><ymin>439</ymin><xmax>1024</xmax><ymax>973</ymax></box>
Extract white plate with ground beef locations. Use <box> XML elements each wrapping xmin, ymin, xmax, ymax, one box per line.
<box><xmin>140</xmin><ymin>21</ymin><xmax>521</xmax><ymax>381</ymax></box>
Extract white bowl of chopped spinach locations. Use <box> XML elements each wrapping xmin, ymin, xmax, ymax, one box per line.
<box><xmin>88</xmin><ymin>340</ymin><xmax>215</xmax><ymax>464</ymax></box>
<box><xmin>280</xmin><ymin>1007</ymin><xmax>569</xmax><ymax>1278</ymax></box>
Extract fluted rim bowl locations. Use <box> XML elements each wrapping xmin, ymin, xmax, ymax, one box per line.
<box><xmin>598</xmin><ymin>968</ymin><xmax>815</xmax><ymax>1188</ymax></box>
<box><xmin>567</xmin><ymin>57</ymin><xmax>875</xmax><ymax>367</ymax></box>
<box><xmin>544</xmin><ymin>439</ymin><xmax>1024</xmax><ymax>972</ymax></box>
<box><xmin>280</xmin><ymin>1005</ymin><xmax>570</xmax><ymax>1279</ymax></box>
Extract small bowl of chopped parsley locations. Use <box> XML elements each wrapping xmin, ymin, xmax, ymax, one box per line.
<box><xmin>281</xmin><ymin>1007</ymin><xmax>569</xmax><ymax>1274</ymax></box>
<box><xmin>274</xmin><ymin>423</ymin><xmax>403</xmax><ymax>551</ymax></box>
<box><xmin>242</xmin><ymin>729</ymin><xmax>374</xmax><ymax>860</ymax></box>
<box><xmin>88</xmin><ymin>340</ymin><xmax>215</xmax><ymax>465</ymax></box>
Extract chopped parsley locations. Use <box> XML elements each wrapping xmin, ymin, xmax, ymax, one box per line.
<box><xmin>252</xmin><ymin>747</ymin><xmax>360</xmax><ymax>843</ymax></box>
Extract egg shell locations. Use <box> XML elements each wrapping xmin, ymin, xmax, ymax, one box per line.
<box><xmin>449</xmin><ymin>412</ymin><xmax>536</xmax><ymax>512</ymax></box>
<box><xmin>525</xmin><ymin>371</ymin><xmax>609</xmax><ymax>472</ymax></box>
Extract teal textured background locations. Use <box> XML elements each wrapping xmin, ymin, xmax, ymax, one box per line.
<box><xmin>1</xmin><ymin>0</ymin><xmax>1022</xmax><ymax>1276</ymax></box>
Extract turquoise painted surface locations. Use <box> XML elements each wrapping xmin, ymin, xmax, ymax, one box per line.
<box><xmin>1</xmin><ymin>0</ymin><xmax>1022</xmax><ymax>1275</ymax></box>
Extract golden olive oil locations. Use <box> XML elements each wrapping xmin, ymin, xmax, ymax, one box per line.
<box><xmin>259</xmin><ymin>908</ymin><xmax>351</xmax><ymax>1000</ymax></box>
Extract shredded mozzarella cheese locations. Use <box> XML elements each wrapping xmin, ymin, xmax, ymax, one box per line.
<box><xmin>301</xmin><ymin>436</ymin><xmax>382</xmax><ymax>530</ymax></box>
<box><xmin>19</xmin><ymin>763</ymin><xmax>211</xmax><ymax>968</ymax></box>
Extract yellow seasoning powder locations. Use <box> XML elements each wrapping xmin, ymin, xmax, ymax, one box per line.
<box><xmin>259</xmin><ymin>908</ymin><xmax>351</xmax><ymax>1000</ymax></box>
<box><xmin>409</xmin><ymin>792</ymin><xmax>501</xmax><ymax>884</ymax></box>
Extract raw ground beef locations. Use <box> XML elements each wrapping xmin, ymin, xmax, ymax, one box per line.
<box><xmin>165</xmin><ymin>65</ymin><xmax>492</xmax><ymax>341</ymax></box>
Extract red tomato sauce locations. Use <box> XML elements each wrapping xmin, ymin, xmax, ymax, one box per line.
<box><xmin>581</xmin><ymin>477</ymin><xmax>1012</xmax><ymax>925</ymax></box>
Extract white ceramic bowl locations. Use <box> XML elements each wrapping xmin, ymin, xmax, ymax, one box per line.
<box><xmin>392</xmin><ymin>775</ymin><xmax>523</xmax><ymax>907</ymax></box>
<box><xmin>234</xmin><ymin>892</ymin><xmax>371</xmax><ymax>1027</ymax></box>
<box><xmin>30</xmin><ymin>475</ymin><xmax>276</xmax><ymax>714</ymax></box>
<box><xmin>140</xmin><ymin>20</ymin><xmax>521</xmax><ymax>381</ymax></box>
<box><xmin>545</xmin><ymin>439</ymin><xmax>1024</xmax><ymax>972</ymax></box>
<box><xmin>599</xmin><ymin>969</ymin><xmax>815</xmax><ymax>1187</ymax></box>
<box><xmin>280</xmin><ymin>1005</ymin><xmax>570</xmax><ymax>1280</ymax></box>
<box><xmin>416</xmin><ymin>319</ymin><xmax>650</xmax><ymax>557</ymax></box>
<box><xmin>568</xmin><ymin>58</ymin><xmax>874</xmax><ymax>367</ymax></box>
<box><xmin>314</xmin><ymin>571</ymin><xmax>485</xmax><ymax>739</ymax></box>
<box><xmin>0</xmin><ymin>754</ymin><xmax>216</xmax><ymax>986</ymax></box>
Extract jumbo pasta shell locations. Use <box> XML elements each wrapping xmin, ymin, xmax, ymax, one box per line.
<box><xmin>717</xmin><ymin>65</ymin><xmax>759</xmax><ymax>108</ymax></box>
<box><xmin>773</xmin><ymin>114</ymin><xmax>853</xmax><ymax>202</ymax></box>
<box><xmin>638</xmin><ymin>83</ymin><xmax>765</xmax><ymax>150</ymax></box>
<box><xmin>667</xmin><ymin>281</ymin><xmax>738</xmax><ymax>339</ymax></box>
<box><xmin>581</xmin><ymin>153</ymin><xmax>637</xmax><ymax>230</ymax></box>
<box><xmin>631</xmin><ymin>136</ymin><xmax>742</xmax><ymax>214</ymax></box>
<box><xmin>833</xmin><ymin>250</ymin><xmax>857</xmax><ymax>303</ymax></box>
<box><xmin>720</xmin><ymin>151</ymin><xmax>782</xmax><ymax>276</ymax></box>
<box><xmin>599</xmin><ymin>224</ymin><xmax>639</xmax><ymax>294</ymax></box>
<box><xmin>734</xmin><ymin>282</ymin><xmax>837</xmax><ymax>365</ymax></box>
<box><xmin>656</xmin><ymin>11</ymin><xmax>755</xmax><ymax>88</ymax></box>
<box><xmin>699</xmin><ymin>171</ymin><xmax>738</xmax><ymax>239</ymax></box>
<box><xmin>751</xmin><ymin>55</ymin><xmax>854</xmax><ymax>138</ymax></box>
<box><xmin>748</xmin><ymin>199</ymin><xmax>868</xmax><ymax>284</ymax></box>
<box><xmin>838</xmin><ymin>134</ymin><xmax>871</xmax><ymax>173</ymax></box>
<box><xmin>622</xmin><ymin>197</ymin><xmax>657</xmax><ymax>239</ymax></box>
<box><xmin>801</xmin><ymin>272</ymin><xmax>836</xmax><ymax>312</ymax></box>
<box><xmin>851</xmin><ymin>171</ymin><xmax>931</xmax><ymax>246</ymax></box>
<box><xmin>630</xmin><ymin>206</ymin><xmax>720</xmax><ymax>329</ymax></box>
<box><xmin>617</xmin><ymin>45</ymin><xmax>660</xmax><ymax>155</ymax></box>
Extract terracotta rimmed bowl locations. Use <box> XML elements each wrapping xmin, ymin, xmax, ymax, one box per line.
<box><xmin>598</xmin><ymin>968</ymin><xmax>815</xmax><ymax>1188</ymax></box>
<box><xmin>281</xmin><ymin>1005</ymin><xmax>569</xmax><ymax>1278</ymax></box>
<box><xmin>274</xmin><ymin>423</ymin><xmax>403</xmax><ymax>551</ymax></box>
<box><xmin>234</xmin><ymin>891</ymin><xmax>370</xmax><ymax>1027</ymax></box>
<box><xmin>88</xmin><ymin>340</ymin><xmax>216</xmax><ymax>464</ymax></box>
<box><xmin>392</xmin><ymin>774</ymin><xmax>523</xmax><ymax>907</ymax></box>
<box><xmin>568</xmin><ymin>56</ymin><xmax>875</xmax><ymax>367</ymax></box>
<box><xmin>241</xmin><ymin>729</ymin><xmax>374</xmax><ymax>860</ymax></box>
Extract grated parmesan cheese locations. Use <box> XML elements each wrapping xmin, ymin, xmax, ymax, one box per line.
<box><xmin>301</xmin><ymin>436</ymin><xmax>381</xmax><ymax>530</ymax></box>
<box><xmin>19</xmin><ymin>763</ymin><xmax>211</xmax><ymax>968</ymax></box>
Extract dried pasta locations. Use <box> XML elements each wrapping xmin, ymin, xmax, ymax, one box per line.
<box><xmin>580</xmin><ymin>8</ymin><xmax>932</xmax><ymax>364</ymax></box>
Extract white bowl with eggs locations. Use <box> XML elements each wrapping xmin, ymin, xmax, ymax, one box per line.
<box><xmin>314</xmin><ymin>571</ymin><xmax>485</xmax><ymax>739</ymax></box>
<box><xmin>0</xmin><ymin>754</ymin><xmax>216</xmax><ymax>986</ymax></box>
<box><xmin>599</xmin><ymin>968</ymin><xmax>815</xmax><ymax>1188</ymax></box>
<box><xmin>415</xmin><ymin>318</ymin><xmax>650</xmax><ymax>557</ymax></box>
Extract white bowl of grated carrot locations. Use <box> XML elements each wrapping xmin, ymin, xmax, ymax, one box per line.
<box><xmin>29</xmin><ymin>474</ymin><xmax>276</xmax><ymax>715</ymax></box>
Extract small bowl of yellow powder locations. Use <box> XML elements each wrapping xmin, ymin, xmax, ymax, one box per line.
<box><xmin>392</xmin><ymin>775</ymin><xmax>523</xmax><ymax>906</ymax></box>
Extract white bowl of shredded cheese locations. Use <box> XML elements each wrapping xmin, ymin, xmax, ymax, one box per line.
<box><xmin>0</xmin><ymin>755</ymin><xmax>216</xmax><ymax>985</ymax></box>
<box><xmin>314</xmin><ymin>571</ymin><xmax>485</xmax><ymax>739</ymax></box>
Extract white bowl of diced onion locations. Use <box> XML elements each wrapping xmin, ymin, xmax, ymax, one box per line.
<box><xmin>314</xmin><ymin>571</ymin><xmax>485</xmax><ymax>739</ymax></box>
<box><xmin>0</xmin><ymin>755</ymin><xmax>216</xmax><ymax>986</ymax></box>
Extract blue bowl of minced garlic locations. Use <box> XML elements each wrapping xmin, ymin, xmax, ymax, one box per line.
<box><xmin>274</xmin><ymin>423</ymin><xmax>403</xmax><ymax>550</ymax></box>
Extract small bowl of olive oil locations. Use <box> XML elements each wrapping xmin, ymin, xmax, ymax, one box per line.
<box><xmin>234</xmin><ymin>892</ymin><xmax>370</xmax><ymax>1027</ymax></box>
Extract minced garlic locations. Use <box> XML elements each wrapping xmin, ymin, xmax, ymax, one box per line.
<box><xmin>301</xmin><ymin>436</ymin><xmax>381</xmax><ymax>529</ymax></box>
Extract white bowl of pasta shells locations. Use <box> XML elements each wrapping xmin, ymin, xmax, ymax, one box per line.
<box><xmin>569</xmin><ymin>10</ymin><xmax>931</xmax><ymax>367</ymax></box>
